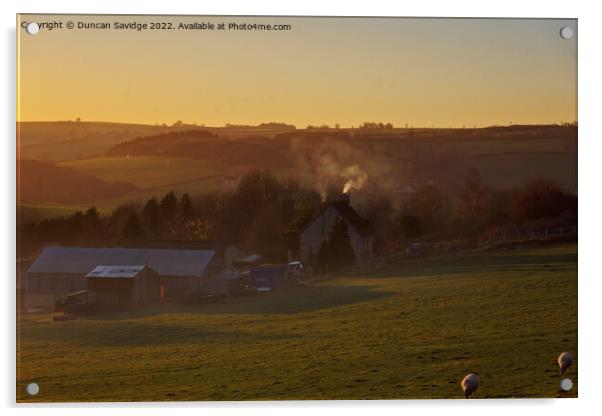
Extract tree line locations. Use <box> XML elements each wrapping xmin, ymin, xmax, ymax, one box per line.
<box><xmin>19</xmin><ymin>169</ymin><xmax>577</xmax><ymax>268</ymax></box>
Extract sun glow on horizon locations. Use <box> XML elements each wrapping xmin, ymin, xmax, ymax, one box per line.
<box><xmin>17</xmin><ymin>15</ymin><xmax>577</xmax><ymax>128</ymax></box>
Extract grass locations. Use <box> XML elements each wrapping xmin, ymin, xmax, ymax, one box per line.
<box><xmin>16</xmin><ymin>243</ymin><xmax>577</xmax><ymax>402</ymax></box>
<box><xmin>17</xmin><ymin>201</ymin><xmax>94</xmax><ymax>224</ymax></box>
<box><xmin>58</xmin><ymin>156</ymin><xmax>229</xmax><ymax>189</ymax></box>
<box><xmin>454</xmin><ymin>138</ymin><xmax>573</xmax><ymax>157</ymax></box>
<box><xmin>471</xmin><ymin>153</ymin><xmax>577</xmax><ymax>191</ymax></box>
<box><xmin>55</xmin><ymin>156</ymin><xmax>242</xmax><ymax>210</ymax></box>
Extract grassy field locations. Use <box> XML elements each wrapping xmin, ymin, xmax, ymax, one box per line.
<box><xmin>453</xmin><ymin>138</ymin><xmax>573</xmax><ymax>157</ymax></box>
<box><xmin>54</xmin><ymin>156</ymin><xmax>240</xmax><ymax>211</ymax></box>
<box><xmin>57</xmin><ymin>156</ymin><xmax>260</xmax><ymax>205</ymax></box>
<box><xmin>17</xmin><ymin>201</ymin><xmax>93</xmax><ymax>225</ymax></box>
<box><xmin>471</xmin><ymin>153</ymin><xmax>577</xmax><ymax>191</ymax></box>
<box><xmin>16</xmin><ymin>243</ymin><xmax>577</xmax><ymax>402</ymax></box>
<box><xmin>58</xmin><ymin>156</ymin><xmax>228</xmax><ymax>189</ymax></box>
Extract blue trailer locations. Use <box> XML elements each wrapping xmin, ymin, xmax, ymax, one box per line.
<box><xmin>249</xmin><ymin>264</ymin><xmax>288</xmax><ymax>291</ymax></box>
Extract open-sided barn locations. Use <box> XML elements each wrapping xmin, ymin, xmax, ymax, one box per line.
<box><xmin>26</xmin><ymin>246</ymin><xmax>217</xmax><ymax>300</ymax></box>
<box><xmin>86</xmin><ymin>265</ymin><xmax>160</xmax><ymax>308</ymax></box>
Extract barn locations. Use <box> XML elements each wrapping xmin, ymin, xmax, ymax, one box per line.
<box><xmin>26</xmin><ymin>246</ymin><xmax>217</xmax><ymax>300</ymax></box>
<box><xmin>201</xmin><ymin>271</ymin><xmax>251</xmax><ymax>296</ymax></box>
<box><xmin>86</xmin><ymin>265</ymin><xmax>160</xmax><ymax>308</ymax></box>
<box><xmin>125</xmin><ymin>240</ymin><xmax>242</xmax><ymax>270</ymax></box>
<box><xmin>299</xmin><ymin>194</ymin><xmax>374</xmax><ymax>270</ymax></box>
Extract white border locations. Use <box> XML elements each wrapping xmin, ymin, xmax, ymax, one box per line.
<box><xmin>3</xmin><ymin>1</ymin><xmax>601</xmax><ymax>415</ymax></box>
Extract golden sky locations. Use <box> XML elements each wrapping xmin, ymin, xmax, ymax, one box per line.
<box><xmin>17</xmin><ymin>15</ymin><xmax>577</xmax><ymax>127</ymax></box>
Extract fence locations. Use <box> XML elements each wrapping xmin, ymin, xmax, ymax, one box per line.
<box><xmin>372</xmin><ymin>225</ymin><xmax>577</xmax><ymax>267</ymax></box>
<box><xmin>479</xmin><ymin>225</ymin><xmax>577</xmax><ymax>247</ymax></box>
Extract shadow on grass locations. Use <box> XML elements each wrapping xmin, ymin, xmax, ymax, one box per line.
<box><xmin>19</xmin><ymin>284</ymin><xmax>394</xmax><ymax>346</ymax></box>
<box><xmin>21</xmin><ymin>321</ymin><xmax>301</xmax><ymax>347</ymax></box>
<box><xmin>85</xmin><ymin>283</ymin><xmax>395</xmax><ymax>320</ymax></box>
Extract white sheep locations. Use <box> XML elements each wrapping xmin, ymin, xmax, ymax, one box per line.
<box><xmin>558</xmin><ymin>352</ymin><xmax>573</xmax><ymax>375</ymax></box>
<box><xmin>461</xmin><ymin>373</ymin><xmax>479</xmax><ymax>399</ymax></box>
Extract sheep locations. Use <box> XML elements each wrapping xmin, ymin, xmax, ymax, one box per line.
<box><xmin>461</xmin><ymin>373</ymin><xmax>479</xmax><ymax>399</ymax></box>
<box><xmin>558</xmin><ymin>352</ymin><xmax>573</xmax><ymax>375</ymax></box>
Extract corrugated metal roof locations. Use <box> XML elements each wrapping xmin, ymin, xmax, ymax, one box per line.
<box><xmin>86</xmin><ymin>265</ymin><xmax>146</xmax><ymax>279</ymax></box>
<box><xmin>124</xmin><ymin>240</ymin><xmax>238</xmax><ymax>254</ymax></box>
<box><xmin>27</xmin><ymin>247</ymin><xmax>215</xmax><ymax>277</ymax></box>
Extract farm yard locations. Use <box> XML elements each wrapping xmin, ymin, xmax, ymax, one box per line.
<box><xmin>17</xmin><ymin>243</ymin><xmax>577</xmax><ymax>402</ymax></box>
<box><xmin>15</xmin><ymin>13</ymin><xmax>580</xmax><ymax>408</ymax></box>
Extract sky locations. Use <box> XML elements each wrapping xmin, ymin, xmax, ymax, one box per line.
<box><xmin>17</xmin><ymin>15</ymin><xmax>577</xmax><ymax>128</ymax></box>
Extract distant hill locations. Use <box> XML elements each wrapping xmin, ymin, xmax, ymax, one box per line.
<box><xmin>17</xmin><ymin>121</ymin><xmax>178</xmax><ymax>162</ymax></box>
<box><xmin>17</xmin><ymin>121</ymin><xmax>298</xmax><ymax>163</ymax></box>
<box><xmin>103</xmin><ymin>125</ymin><xmax>577</xmax><ymax>194</ymax></box>
<box><xmin>18</xmin><ymin>124</ymin><xmax>577</xmax><ymax>212</ymax></box>
<box><xmin>17</xmin><ymin>159</ymin><xmax>138</xmax><ymax>205</ymax></box>
<box><xmin>106</xmin><ymin>129</ymin><xmax>296</xmax><ymax>169</ymax></box>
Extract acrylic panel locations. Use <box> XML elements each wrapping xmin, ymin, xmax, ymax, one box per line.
<box><xmin>16</xmin><ymin>14</ymin><xmax>577</xmax><ymax>402</ymax></box>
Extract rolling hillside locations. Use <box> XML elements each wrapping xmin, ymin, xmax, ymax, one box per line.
<box><xmin>17</xmin><ymin>121</ymin><xmax>297</xmax><ymax>162</ymax></box>
<box><xmin>18</xmin><ymin>124</ymin><xmax>577</xmax><ymax>211</ymax></box>
<box><xmin>17</xmin><ymin>243</ymin><xmax>577</xmax><ymax>401</ymax></box>
<box><xmin>17</xmin><ymin>159</ymin><xmax>138</xmax><ymax>205</ymax></box>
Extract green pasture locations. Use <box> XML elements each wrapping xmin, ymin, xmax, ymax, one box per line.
<box><xmin>17</xmin><ymin>243</ymin><xmax>577</xmax><ymax>401</ymax></box>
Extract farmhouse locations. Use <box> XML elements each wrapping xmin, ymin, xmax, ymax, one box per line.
<box><xmin>86</xmin><ymin>265</ymin><xmax>161</xmax><ymax>308</ymax></box>
<box><xmin>26</xmin><ymin>246</ymin><xmax>217</xmax><ymax>300</ymax></box>
<box><xmin>299</xmin><ymin>194</ymin><xmax>373</xmax><ymax>269</ymax></box>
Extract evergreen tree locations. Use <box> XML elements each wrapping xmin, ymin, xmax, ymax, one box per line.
<box><xmin>141</xmin><ymin>197</ymin><xmax>161</xmax><ymax>238</ymax></box>
<box><xmin>121</xmin><ymin>213</ymin><xmax>145</xmax><ymax>241</ymax></box>
<box><xmin>179</xmin><ymin>193</ymin><xmax>195</xmax><ymax>222</ymax></box>
<box><xmin>160</xmin><ymin>191</ymin><xmax>178</xmax><ymax>221</ymax></box>
<box><xmin>159</xmin><ymin>191</ymin><xmax>178</xmax><ymax>237</ymax></box>
<box><xmin>318</xmin><ymin>219</ymin><xmax>355</xmax><ymax>273</ymax></box>
<box><xmin>83</xmin><ymin>206</ymin><xmax>103</xmax><ymax>242</ymax></box>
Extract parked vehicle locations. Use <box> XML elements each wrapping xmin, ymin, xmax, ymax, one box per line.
<box><xmin>406</xmin><ymin>242</ymin><xmax>433</xmax><ymax>258</ymax></box>
<box><xmin>183</xmin><ymin>290</ymin><xmax>227</xmax><ymax>305</ymax></box>
<box><xmin>285</xmin><ymin>261</ymin><xmax>306</xmax><ymax>283</ymax></box>
<box><xmin>55</xmin><ymin>290</ymin><xmax>97</xmax><ymax>315</ymax></box>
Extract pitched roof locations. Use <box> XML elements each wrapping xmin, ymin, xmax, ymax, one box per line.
<box><xmin>331</xmin><ymin>201</ymin><xmax>372</xmax><ymax>231</ymax></box>
<box><xmin>123</xmin><ymin>240</ymin><xmax>238</xmax><ymax>255</ymax></box>
<box><xmin>300</xmin><ymin>201</ymin><xmax>373</xmax><ymax>235</ymax></box>
<box><xmin>27</xmin><ymin>247</ymin><xmax>215</xmax><ymax>277</ymax></box>
<box><xmin>86</xmin><ymin>265</ymin><xmax>147</xmax><ymax>279</ymax></box>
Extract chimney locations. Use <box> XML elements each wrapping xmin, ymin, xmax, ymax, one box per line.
<box><xmin>335</xmin><ymin>193</ymin><xmax>350</xmax><ymax>205</ymax></box>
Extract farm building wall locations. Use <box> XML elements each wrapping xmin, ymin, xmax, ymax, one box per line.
<box><xmin>88</xmin><ymin>278</ymin><xmax>134</xmax><ymax>308</ymax></box>
<box><xmin>27</xmin><ymin>272</ymin><xmax>87</xmax><ymax>296</ymax></box>
<box><xmin>160</xmin><ymin>269</ymin><xmax>208</xmax><ymax>300</ymax></box>
<box><xmin>134</xmin><ymin>268</ymin><xmax>161</xmax><ymax>304</ymax></box>
<box><xmin>299</xmin><ymin>205</ymin><xmax>373</xmax><ymax>269</ymax></box>
<box><xmin>223</xmin><ymin>245</ymin><xmax>242</xmax><ymax>270</ymax></box>
<box><xmin>88</xmin><ymin>268</ymin><xmax>161</xmax><ymax>308</ymax></box>
<box><xmin>201</xmin><ymin>275</ymin><xmax>246</xmax><ymax>296</ymax></box>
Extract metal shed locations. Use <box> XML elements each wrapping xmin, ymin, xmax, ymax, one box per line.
<box><xmin>86</xmin><ymin>265</ymin><xmax>161</xmax><ymax>308</ymax></box>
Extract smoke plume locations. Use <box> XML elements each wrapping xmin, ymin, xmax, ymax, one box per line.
<box><xmin>291</xmin><ymin>135</ymin><xmax>369</xmax><ymax>199</ymax></box>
